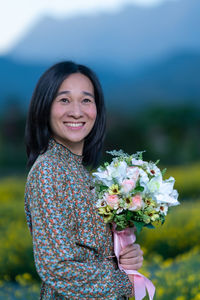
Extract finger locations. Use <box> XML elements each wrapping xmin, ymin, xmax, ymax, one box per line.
<box><xmin>121</xmin><ymin>262</ymin><xmax>143</xmax><ymax>270</ymax></box>
<box><xmin>119</xmin><ymin>256</ymin><xmax>143</xmax><ymax>265</ymax></box>
<box><xmin>120</xmin><ymin>248</ymin><xmax>143</xmax><ymax>259</ymax></box>
<box><xmin>120</xmin><ymin>249</ymin><xmax>143</xmax><ymax>259</ymax></box>
<box><xmin>120</xmin><ymin>244</ymin><xmax>140</xmax><ymax>256</ymax></box>
<box><xmin>120</xmin><ymin>254</ymin><xmax>143</xmax><ymax>262</ymax></box>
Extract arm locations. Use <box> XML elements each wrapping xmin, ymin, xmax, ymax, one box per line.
<box><xmin>27</xmin><ymin>160</ymin><xmax>132</xmax><ymax>299</ymax></box>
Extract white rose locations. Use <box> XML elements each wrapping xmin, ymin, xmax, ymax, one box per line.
<box><xmin>146</xmin><ymin>176</ymin><xmax>162</xmax><ymax>194</ymax></box>
<box><xmin>139</xmin><ymin>169</ymin><xmax>149</xmax><ymax>190</ymax></box>
<box><xmin>107</xmin><ymin>161</ymin><xmax>127</xmax><ymax>181</ymax></box>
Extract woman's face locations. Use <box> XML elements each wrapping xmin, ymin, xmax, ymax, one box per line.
<box><xmin>50</xmin><ymin>73</ymin><xmax>97</xmax><ymax>155</ymax></box>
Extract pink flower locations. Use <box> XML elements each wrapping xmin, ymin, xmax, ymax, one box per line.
<box><xmin>121</xmin><ymin>179</ymin><xmax>136</xmax><ymax>193</ymax></box>
<box><xmin>127</xmin><ymin>166</ymin><xmax>140</xmax><ymax>181</ymax></box>
<box><xmin>106</xmin><ymin>194</ymin><xmax>119</xmax><ymax>208</ymax></box>
<box><xmin>129</xmin><ymin>194</ymin><xmax>143</xmax><ymax>211</ymax></box>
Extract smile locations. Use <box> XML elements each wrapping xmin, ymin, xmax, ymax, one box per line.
<box><xmin>64</xmin><ymin>122</ymin><xmax>85</xmax><ymax>128</ymax></box>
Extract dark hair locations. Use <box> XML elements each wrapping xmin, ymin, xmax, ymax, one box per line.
<box><xmin>25</xmin><ymin>61</ymin><xmax>106</xmax><ymax>168</ymax></box>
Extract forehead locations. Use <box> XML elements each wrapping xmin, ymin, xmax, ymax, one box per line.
<box><xmin>58</xmin><ymin>73</ymin><xmax>94</xmax><ymax>93</ymax></box>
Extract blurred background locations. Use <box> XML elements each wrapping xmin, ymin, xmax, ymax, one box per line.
<box><xmin>0</xmin><ymin>0</ymin><xmax>200</xmax><ymax>299</ymax></box>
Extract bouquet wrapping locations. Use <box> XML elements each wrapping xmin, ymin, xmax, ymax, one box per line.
<box><xmin>93</xmin><ymin>150</ymin><xmax>179</xmax><ymax>300</ymax></box>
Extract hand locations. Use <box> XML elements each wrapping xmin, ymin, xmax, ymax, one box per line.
<box><xmin>119</xmin><ymin>243</ymin><xmax>143</xmax><ymax>270</ymax></box>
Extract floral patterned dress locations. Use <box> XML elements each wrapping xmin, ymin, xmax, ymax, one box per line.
<box><xmin>24</xmin><ymin>139</ymin><xmax>132</xmax><ymax>299</ymax></box>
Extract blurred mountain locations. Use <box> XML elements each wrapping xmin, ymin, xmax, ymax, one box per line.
<box><xmin>0</xmin><ymin>56</ymin><xmax>47</xmax><ymax>111</ymax></box>
<box><xmin>107</xmin><ymin>51</ymin><xmax>200</xmax><ymax>109</ymax></box>
<box><xmin>0</xmin><ymin>0</ymin><xmax>200</xmax><ymax>112</ymax></box>
<box><xmin>0</xmin><ymin>51</ymin><xmax>200</xmax><ymax>112</ymax></box>
<box><xmin>9</xmin><ymin>0</ymin><xmax>200</xmax><ymax>67</ymax></box>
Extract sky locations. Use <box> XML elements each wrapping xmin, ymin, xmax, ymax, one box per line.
<box><xmin>0</xmin><ymin>0</ymin><xmax>168</xmax><ymax>55</ymax></box>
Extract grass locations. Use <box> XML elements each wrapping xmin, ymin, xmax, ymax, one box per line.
<box><xmin>0</xmin><ymin>172</ymin><xmax>200</xmax><ymax>299</ymax></box>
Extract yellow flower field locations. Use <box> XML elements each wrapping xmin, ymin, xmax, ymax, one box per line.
<box><xmin>165</xmin><ymin>162</ymin><xmax>200</xmax><ymax>199</ymax></box>
<box><xmin>0</xmin><ymin>174</ymin><xmax>200</xmax><ymax>299</ymax></box>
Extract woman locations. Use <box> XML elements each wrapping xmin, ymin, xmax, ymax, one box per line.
<box><xmin>24</xmin><ymin>61</ymin><xmax>143</xmax><ymax>299</ymax></box>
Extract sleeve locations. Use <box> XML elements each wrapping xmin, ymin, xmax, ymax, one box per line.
<box><xmin>28</xmin><ymin>160</ymin><xmax>133</xmax><ymax>299</ymax></box>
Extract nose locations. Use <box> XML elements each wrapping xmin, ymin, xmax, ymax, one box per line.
<box><xmin>68</xmin><ymin>101</ymin><xmax>83</xmax><ymax>118</ymax></box>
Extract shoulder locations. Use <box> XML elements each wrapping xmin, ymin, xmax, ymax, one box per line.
<box><xmin>28</xmin><ymin>147</ymin><xmax>69</xmax><ymax>179</ymax></box>
<box><xmin>25</xmin><ymin>152</ymin><xmax>66</xmax><ymax>206</ymax></box>
<box><xmin>26</xmin><ymin>151</ymin><xmax>65</xmax><ymax>190</ymax></box>
<box><xmin>25</xmin><ymin>148</ymin><xmax>76</xmax><ymax>193</ymax></box>
<box><xmin>28</xmin><ymin>153</ymin><xmax>57</xmax><ymax>178</ymax></box>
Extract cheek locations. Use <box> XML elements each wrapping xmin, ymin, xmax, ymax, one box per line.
<box><xmin>87</xmin><ymin>106</ymin><xmax>97</xmax><ymax>122</ymax></box>
<box><xmin>50</xmin><ymin>104</ymin><xmax>62</xmax><ymax>124</ymax></box>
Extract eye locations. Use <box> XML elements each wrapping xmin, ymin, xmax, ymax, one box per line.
<box><xmin>59</xmin><ymin>98</ymin><xmax>70</xmax><ymax>103</ymax></box>
<box><xmin>82</xmin><ymin>98</ymin><xmax>93</xmax><ymax>103</ymax></box>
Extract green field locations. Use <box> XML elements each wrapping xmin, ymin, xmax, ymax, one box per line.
<box><xmin>0</xmin><ymin>170</ymin><xmax>200</xmax><ymax>300</ymax></box>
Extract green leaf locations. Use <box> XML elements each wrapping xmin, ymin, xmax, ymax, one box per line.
<box><xmin>106</xmin><ymin>149</ymin><xmax>129</xmax><ymax>158</ymax></box>
<box><xmin>99</xmin><ymin>185</ymin><xmax>108</xmax><ymax>192</ymax></box>
<box><xmin>134</xmin><ymin>186</ymin><xmax>144</xmax><ymax>193</ymax></box>
<box><xmin>126</xmin><ymin>210</ymin><xmax>134</xmax><ymax>221</ymax></box>
<box><xmin>113</xmin><ymin>178</ymin><xmax>118</xmax><ymax>185</ymax></box>
<box><xmin>115</xmin><ymin>224</ymin><xmax>126</xmax><ymax>231</ymax></box>
<box><xmin>135</xmin><ymin>151</ymin><xmax>146</xmax><ymax>160</ymax></box>
<box><xmin>144</xmin><ymin>223</ymin><xmax>155</xmax><ymax>229</ymax></box>
<box><xmin>115</xmin><ymin>214</ymin><xmax>126</xmax><ymax>223</ymax></box>
<box><xmin>160</xmin><ymin>215</ymin><xmax>165</xmax><ymax>225</ymax></box>
<box><xmin>133</xmin><ymin>221</ymin><xmax>145</xmax><ymax>235</ymax></box>
<box><xmin>161</xmin><ymin>168</ymin><xmax>167</xmax><ymax>177</ymax></box>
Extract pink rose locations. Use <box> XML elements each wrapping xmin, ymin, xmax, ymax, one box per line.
<box><xmin>106</xmin><ymin>194</ymin><xmax>119</xmax><ymax>208</ymax></box>
<box><xmin>121</xmin><ymin>179</ymin><xmax>136</xmax><ymax>193</ymax></box>
<box><xmin>127</xmin><ymin>167</ymin><xmax>140</xmax><ymax>181</ymax></box>
<box><xmin>129</xmin><ymin>194</ymin><xmax>143</xmax><ymax>211</ymax></box>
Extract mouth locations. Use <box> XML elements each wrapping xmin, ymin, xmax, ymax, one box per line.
<box><xmin>63</xmin><ymin>122</ymin><xmax>85</xmax><ymax>129</ymax></box>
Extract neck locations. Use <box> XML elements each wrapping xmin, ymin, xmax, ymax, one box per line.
<box><xmin>53</xmin><ymin>137</ymin><xmax>84</xmax><ymax>156</ymax></box>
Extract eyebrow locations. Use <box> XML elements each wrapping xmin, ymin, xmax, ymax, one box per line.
<box><xmin>56</xmin><ymin>90</ymin><xmax>95</xmax><ymax>98</ymax></box>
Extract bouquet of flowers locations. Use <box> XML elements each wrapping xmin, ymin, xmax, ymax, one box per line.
<box><xmin>93</xmin><ymin>150</ymin><xmax>179</xmax><ymax>300</ymax></box>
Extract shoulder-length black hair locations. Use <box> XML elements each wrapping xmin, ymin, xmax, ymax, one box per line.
<box><xmin>25</xmin><ymin>61</ymin><xmax>106</xmax><ymax>169</ymax></box>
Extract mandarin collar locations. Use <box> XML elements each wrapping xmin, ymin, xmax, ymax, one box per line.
<box><xmin>48</xmin><ymin>138</ymin><xmax>83</xmax><ymax>164</ymax></box>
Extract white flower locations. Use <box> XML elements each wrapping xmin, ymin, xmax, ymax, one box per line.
<box><xmin>154</xmin><ymin>177</ymin><xmax>179</xmax><ymax>206</ymax></box>
<box><xmin>107</xmin><ymin>160</ymin><xmax>128</xmax><ymax>181</ymax></box>
<box><xmin>146</xmin><ymin>176</ymin><xmax>162</xmax><ymax>194</ymax></box>
<box><xmin>93</xmin><ymin>168</ymin><xmax>113</xmax><ymax>187</ymax></box>
<box><xmin>171</xmin><ymin>189</ymin><xmax>179</xmax><ymax>202</ymax></box>
<box><xmin>126</xmin><ymin>166</ymin><xmax>140</xmax><ymax>181</ymax></box>
<box><xmin>96</xmin><ymin>198</ymin><xmax>107</xmax><ymax>208</ymax></box>
<box><xmin>116</xmin><ymin>207</ymin><xmax>123</xmax><ymax>214</ymax></box>
<box><xmin>94</xmin><ymin>160</ymin><xmax>128</xmax><ymax>187</ymax></box>
<box><xmin>139</xmin><ymin>169</ymin><xmax>150</xmax><ymax>189</ymax></box>
<box><xmin>146</xmin><ymin>163</ymin><xmax>162</xmax><ymax>177</ymax></box>
<box><xmin>155</xmin><ymin>204</ymin><xmax>168</xmax><ymax>215</ymax></box>
<box><xmin>132</xmin><ymin>158</ymin><xmax>145</xmax><ymax>166</ymax></box>
<box><xmin>160</xmin><ymin>177</ymin><xmax>175</xmax><ymax>194</ymax></box>
<box><xmin>143</xmin><ymin>175</ymin><xmax>179</xmax><ymax>207</ymax></box>
<box><xmin>155</xmin><ymin>193</ymin><xmax>179</xmax><ymax>206</ymax></box>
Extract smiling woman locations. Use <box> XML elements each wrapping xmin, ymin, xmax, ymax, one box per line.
<box><xmin>50</xmin><ymin>73</ymin><xmax>97</xmax><ymax>155</ymax></box>
<box><xmin>24</xmin><ymin>61</ymin><xmax>144</xmax><ymax>299</ymax></box>
<box><xmin>25</xmin><ymin>61</ymin><xmax>105</xmax><ymax>167</ymax></box>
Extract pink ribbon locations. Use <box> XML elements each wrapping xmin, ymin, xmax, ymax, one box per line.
<box><xmin>113</xmin><ymin>226</ymin><xmax>155</xmax><ymax>300</ymax></box>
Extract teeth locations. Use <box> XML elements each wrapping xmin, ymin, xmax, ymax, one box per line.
<box><xmin>65</xmin><ymin>122</ymin><xmax>84</xmax><ymax>127</ymax></box>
